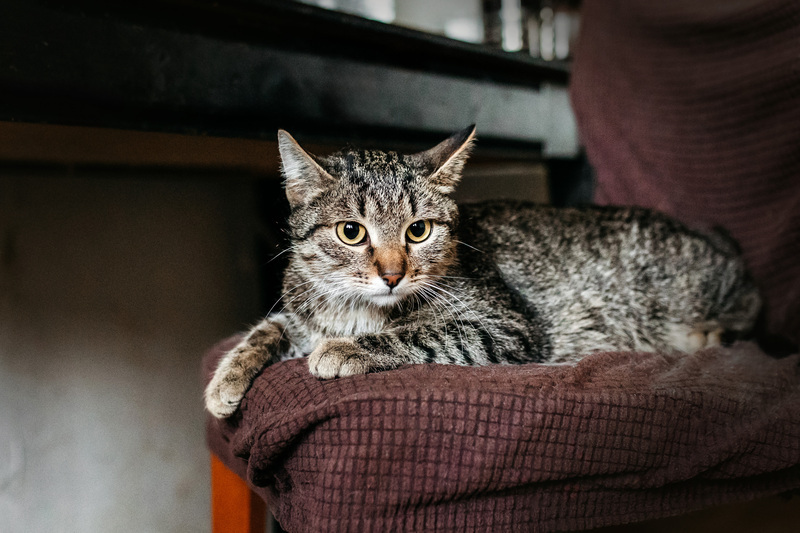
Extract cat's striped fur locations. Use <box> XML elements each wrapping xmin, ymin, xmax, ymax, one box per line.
<box><xmin>206</xmin><ymin>126</ymin><xmax>760</xmax><ymax>418</ymax></box>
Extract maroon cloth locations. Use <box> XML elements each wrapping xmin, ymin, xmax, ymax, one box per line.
<box><xmin>206</xmin><ymin>337</ymin><xmax>800</xmax><ymax>532</ymax></box>
<box><xmin>570</xmin><ymin>0</ymin><xmax>800</xmax><ymax>345</ymax></box>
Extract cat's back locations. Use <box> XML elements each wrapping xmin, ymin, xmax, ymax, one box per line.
<box><xmin>456</xmin><ymin>200</ymin><xmax>758</xmax><ymax>357</ymax></box>
<box><xmin>458</xmin><ymin>201</ymin><xmax>699</xmax><ymax>260</ymax></box>
<box><xmin>456</xmin><ymin>200</ymin><xmax>748</xmax><ymax>311</ymax></box>
<box><xmin>458</xmin><ymin>200</ymin><xmax>738</xmax><ymax>261</ymax></box>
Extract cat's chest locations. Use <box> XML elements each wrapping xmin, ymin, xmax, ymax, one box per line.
<box><xmin>311</xmin><ymin>306</ymin><xmax>388</xmax><ymax>338</ymax></box>
<box><xmin>284</xmin><ymin>301</ymin><xmax>392</xmax><ymax>357</ymax></box>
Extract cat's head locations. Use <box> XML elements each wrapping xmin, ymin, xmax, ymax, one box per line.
<box><xmin>278</xmin><ymin>125</ymin><xmax>475</xmax><ymax>310</ymax></box>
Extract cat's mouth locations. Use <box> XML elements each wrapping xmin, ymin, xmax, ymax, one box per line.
<box><xmin>367</xmin><ymin>282</ymin><xmax>410</xmax><ymax>308</ymax></box>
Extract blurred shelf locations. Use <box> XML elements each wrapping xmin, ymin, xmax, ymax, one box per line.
<box><xmin>0</xmin><ymin>0</ymin><xmax>573</xmax><ymax>157</ymax></box>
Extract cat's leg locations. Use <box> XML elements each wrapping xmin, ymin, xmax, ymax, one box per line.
<box><xmin>205</xmin><ymin>314</ymin><xmax>290</xmax><ymax>418</ymax></box>
<box><xmin>717</xmin><ymin>285</ymin><xmax>762</xmax><ymax>339</ymax></box>
<box><xmin>665</xmin><ymin>322</ymin><xmax>721</xmax><ymax>352</ymax></box>
<box><xmin>687</xmin><ymin>273</ymin><xmax>762</xmax><ymax>352</ymax></box>
<box><xmin>664</xmin><ymin>284</ymin><xmax>761</xmax><ymax>353</ymax></box>
<box><xmin>308</xmin><ymin>315</ymin><xmax>542</xmax><ymax>379</ymax></box>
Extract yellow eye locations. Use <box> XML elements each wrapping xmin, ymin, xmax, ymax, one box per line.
<box><xmin>336</xmin><ymin>221</ymin><xmax>367</xmax><ymax>245</ymax></box>
<box><xmin>406</xmin><ymin>220</ymin><xmax>432</xmax><ymax>243</ymax></box>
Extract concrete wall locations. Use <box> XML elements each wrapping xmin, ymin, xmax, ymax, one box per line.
<box><xmin>0</xmin><ymin>171</ymin><xmax>260</xmax><ymax>532</ymax></box>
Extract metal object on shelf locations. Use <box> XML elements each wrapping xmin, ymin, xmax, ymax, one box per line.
<box><xmin>524</xmin><ymin>0</ymin><xmax>581</xmax><ymax>61</ymax></box>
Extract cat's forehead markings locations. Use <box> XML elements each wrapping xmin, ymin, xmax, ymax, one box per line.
<box><xmin>408</xmin><ymin>192</ymin><xmax>418</xmax><ymax>217</ymax></box>
<box><xmin>339</xmin><ymin>149</ymin><xmax>408</xmax><ymax>177</ymax></box>
<box><xmin>357</xmin><ymin>192</ymin><xmax>367</xmax><ymax>218</ymax></box>
<box><xmin>359</xmin><ymin>187</ymin><xmax>414</xmax><ymax>224</ymax></box>
<box><xmin>344</xmin><ymin>152</ymin><xmax>357</xmax><ymax>173</ymax></box>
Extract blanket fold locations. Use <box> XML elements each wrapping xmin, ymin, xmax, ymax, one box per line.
<box><xmin>205</xmin><ymin>336</ymin><xmax>800</xmax><ymax>532</ymax></box>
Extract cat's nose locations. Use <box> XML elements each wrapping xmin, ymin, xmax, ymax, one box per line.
<box><xmin>382</xmin><ymin>273</ymin><xmax>404</xmax><ymax>288</ymax></box>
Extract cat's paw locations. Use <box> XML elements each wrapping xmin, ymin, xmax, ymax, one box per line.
<box><xmin>308</xmin><ymin>338</ymin><xmax>373</xmax><ymax>379</ymax></box>
<box><xmin>204</xmin><ymin>355</ymin><xmax>250</xmax><ymax>419</ymax></box>
<box><xmin>666</xmin><ymin>323</ymin><xmax>725</xmax><ymax>353</ymax></box>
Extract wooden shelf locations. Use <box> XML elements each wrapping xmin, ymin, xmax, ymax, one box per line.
<box><xmin>0</xmin><ymin>0</ymin><xmax>572</xmax><ymax>157</ymax></box>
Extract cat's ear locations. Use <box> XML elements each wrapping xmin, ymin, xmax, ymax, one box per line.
<box><xmin>278</xmin><ymin>130</ymin><xmax>336</xmax><ymax>208</ymax></box>
<box><xmin>413</xmin><ymin>125</ymin><xmax>476</xmax><ymax>195</ymax></box>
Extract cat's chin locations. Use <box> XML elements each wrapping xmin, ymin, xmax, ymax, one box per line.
<box><xmin>369</xmin><ymin>293</ymin><xmax>403</xmax><ymax>308</ymax></box>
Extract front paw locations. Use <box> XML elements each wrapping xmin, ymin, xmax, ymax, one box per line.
<box><xmin>308</xmin><ymin>338</ymin><xmax>373</xmax><ymax>379</ymax></box>
<box><xmin>204</xmin><ymin>357</ymin><xmax>250</xmax><ymax>419</ymax></box>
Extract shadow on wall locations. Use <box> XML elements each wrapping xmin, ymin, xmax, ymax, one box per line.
<box><xmin>0</xmin><ymin>171</ymin><xmax>260</xmax><ymax>532</ymax></box>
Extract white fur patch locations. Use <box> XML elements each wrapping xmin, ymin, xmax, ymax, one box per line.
<box><xmin>665</xmin><ymin>322</ymin><xmax>723</xmax><ymax>353</ymax></box>
<box><xmin>315</xmin><ymin>305</ymin><xmax>388</xmax><ymax>338</ymax></box>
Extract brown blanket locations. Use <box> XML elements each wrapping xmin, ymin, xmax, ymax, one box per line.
<box><xmin>205</xmin><ymin>339</ymin><xmax>800</xmax><ymax>532</ymax></box>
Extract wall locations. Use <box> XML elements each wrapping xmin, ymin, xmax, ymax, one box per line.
<box><xmin>0</xmin><ymin>170</ymin><xmax>261</xmax><ymax>532</ymax></box>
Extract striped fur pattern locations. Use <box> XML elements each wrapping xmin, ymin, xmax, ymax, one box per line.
<box><xmin>205</xmin><ymin>126</ymin><xmax>760</xmax><ymax>418</ymax></box>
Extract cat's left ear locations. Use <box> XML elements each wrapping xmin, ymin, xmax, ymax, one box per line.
<box><xmin>412</xmin><ymin>125</ymin><xmax>476</xmax><ymax>195</ymax></box>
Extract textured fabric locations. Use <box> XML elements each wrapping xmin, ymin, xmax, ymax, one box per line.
<box><xmin>206</xmin><ymin>3</ymin><xmax>800</xmax><ymax>531</ymax></box>
<box><xmin>205</xmin><ymin>337</ymin><xmax>800</xmax><ymax>532</ymax></box>
<box><xmin>570</xmin><ymin>0</ymin><xmax>800</xmax><ymax>345</ymax></box>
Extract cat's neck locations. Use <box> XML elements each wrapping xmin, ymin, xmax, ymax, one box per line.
<box><xmin>283</xmin><ymin>272</ymin><xmax>393</xmax><ymax>337</ymax></box>
<box><xmin>310</xmin><ymin>302</ymin><xmax>390</xmax><ymax>337</ymax></box>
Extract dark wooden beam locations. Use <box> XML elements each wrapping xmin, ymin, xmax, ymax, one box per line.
<box><xmin>0</xmin><ymin>0</ymin><xmax>569</xmax><ymax>157</ymax></box>
<box><xmin>62</xmin><ymin>0</ymin><xmax>570</xmax><ymax>87</ymax></box>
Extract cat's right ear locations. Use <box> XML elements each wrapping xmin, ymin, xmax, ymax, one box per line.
<box><xmin>278</xmin><ymin>130</ymin><xmax>335</xmax><ymax>208</ymax></box>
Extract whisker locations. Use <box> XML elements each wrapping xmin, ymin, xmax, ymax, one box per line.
<box><xmin>418</xmin><ymin>283</ymin><xmax>467</xmax><ymax>360</ymax></box>
<box><xmin>424</xmin><ymin>274</ymin><xmax>474</xmax><ymax>280</ymax></box>
<box><xmin>456</xmin><ymin>240</ymin><xmax>484</xmax><ymax>253</ymax></box>
<box><xmin>417</xmin><ymin>286</ymin><xmax>451</xmax><ymax>358</ymax></box>
<box><xmin>266</xmin><ymin>245</ymin><xmax>296</xmax><ymax>264</ymax></box>
<box><xmin>266</xmin><ymin>279</ymin><xmax>316</xmax><ymax>316</ymax></box>
<box><xmin>422</xmin><ymin>280</ymin><xmax>497</xmax><ymax>347</ymax></box>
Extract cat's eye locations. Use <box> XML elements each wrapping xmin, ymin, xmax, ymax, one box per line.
<box><xmin>406</xmin><ymin>220</ymin><xmax>432</xmax><ymax>243</ymax></box>
<box><xmin>336</xmin><ymin>221</ymin><xmax>368</xmax><ymax>245</ymax></box>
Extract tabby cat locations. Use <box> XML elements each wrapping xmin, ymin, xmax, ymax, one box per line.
<box><xmin>205</xmin><ymin>126</ymin><xmax>760</xmax><ymax>418</ymax></box>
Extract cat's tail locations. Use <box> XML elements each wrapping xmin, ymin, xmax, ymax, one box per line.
<box><xmin>703</xmin><ymin>226</ymin><xmax>760</xmax><ymax>337</ymax></box>
<box><xmin>705</xmin><ymin>228</ymin><xmax>798</xmax><ymax>355</ymax></box>
<box><xmin>703</xmin><ymin>225</ymin><xmax>742</xmax><ymax>257</ymax></box>
<box><xmin>718</xmin><ymin>280</ymin><xmax>761</xmax><ymax>335</ymax></box>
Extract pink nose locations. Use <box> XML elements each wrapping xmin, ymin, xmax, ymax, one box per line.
<box><xmin>382</xmin><ymin>273</ymin><xmax>403</xmax><ymax>288</ymax></box>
